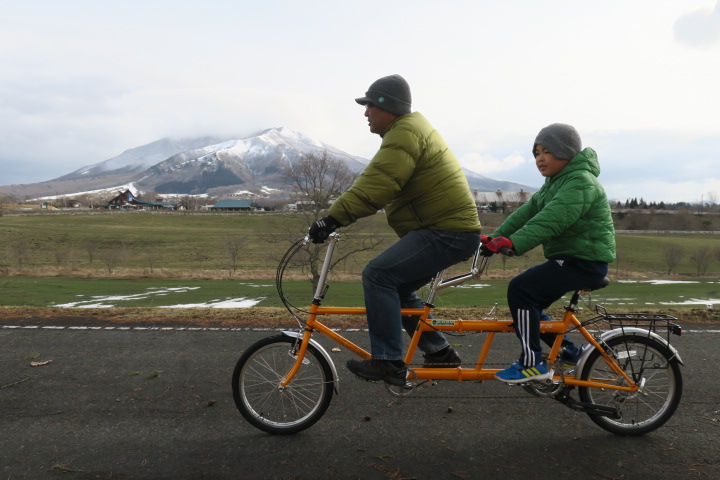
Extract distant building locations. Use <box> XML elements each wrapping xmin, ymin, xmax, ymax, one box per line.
<box><xmin>210</xmin><ymin>199</ymin><xmax>254</xmax><ymax>211</ymax></box>
<box><xmin>472</xmin><ymin>189</ymin><xmax>531</xmax><ymax>213</ymax></box>
<box><xmin>284</xmin><ymin>198</ymin><xmax>336</xmax><ymax>212</ymax></box>
<box><xmin>107</xmin><ymin>190</ymin><xmax>175</xmax><ymax>210</ymax></box>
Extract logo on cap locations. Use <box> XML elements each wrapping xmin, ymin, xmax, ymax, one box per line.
<box><xmin>378</xmin><ymin>97</ymin><xmax>385</xmax><ymax>103</ymax></box>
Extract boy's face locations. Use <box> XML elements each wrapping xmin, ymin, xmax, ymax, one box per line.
<box><xmin>534</xmin><ymin>145</ymin><xmax>569</xmax><ymax>177</ymax></box>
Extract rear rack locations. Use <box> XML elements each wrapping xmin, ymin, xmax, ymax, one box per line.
<box><xmin>581</xmin><ymin>305</ymin><xmax>682</xmax><ymax>344</ymax></box>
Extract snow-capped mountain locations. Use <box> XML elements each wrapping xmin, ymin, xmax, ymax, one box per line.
<box><xmin>137</xmin><ymin>127</ymin><xmax>368</xmax><ymax>195</ymax></box>
<box><xmin>0</xmin><ymin>127</ymin><xmax>533</xmax><ymax>200</ymax></box>
<box><xmin>56</xmin><ymin>136</ymin><xmax>232</xmax><ymax>181</ymax></box>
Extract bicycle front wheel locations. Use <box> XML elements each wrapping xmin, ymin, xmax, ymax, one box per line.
<box><xmin>579</xmin><ymin>334</ymin><xmax>682</xmax><ymax>436</ymax></box>
<box><xmin>232</xmin><ymin>334</ymin><xmax>335</xmax><ymax>435</ymax></box>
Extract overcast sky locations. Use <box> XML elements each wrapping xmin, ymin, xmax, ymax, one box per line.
<box><xmin>1</xmin><ymin>0</ymin><xmax>719</xmax><ymax>203</ymax></box>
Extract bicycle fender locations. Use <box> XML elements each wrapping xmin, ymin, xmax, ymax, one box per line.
<box><xmin>282</xmin><ymin>331</ymin><xmax>340</xmax><ymax>394</ymax></box>
<box><xmin>576</xmin><ymin>327</ymin><xmax>684</xmax><ymax>374</ymax></box>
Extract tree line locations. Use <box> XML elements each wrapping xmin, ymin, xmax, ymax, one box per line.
<box><xmin>617</xmin><ymin>195</ymin><xmax>718</xmax><ymax>211</ymax></box>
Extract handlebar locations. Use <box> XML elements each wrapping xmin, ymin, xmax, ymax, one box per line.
<box><xmin>499</xmin><ymin>246</ymin><xmax>515</xmax><ymax>257</ymax></box>
<box><xmin>286</xmin><ymin>231</ymin><xmax>501</xmax><ymax>313</ymax></box>
<box><xmin>481</xmin><ymin>246</ymin><xmax>515</xmax><ymax>257</ymax></box>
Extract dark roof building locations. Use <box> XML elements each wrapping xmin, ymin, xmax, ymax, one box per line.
<box><xmin>210</xmin><ymin>199</ymin><xmax>254</xmax><ymax>211</ymax></box>
<box><xmin>107</xmin><ymin>190</ymin><xmax>175</xmax><ymax>210</ymax></box>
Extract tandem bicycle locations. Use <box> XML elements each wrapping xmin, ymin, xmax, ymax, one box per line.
<box><xmin>232</xmin><ymin>233</ymin><xmax>683</xmax><ymax>436</ymax></box>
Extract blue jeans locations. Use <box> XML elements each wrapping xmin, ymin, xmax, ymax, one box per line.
<box><xmin>362</xmin><ymin>229</ymin><xmax>480</xmax><ymax>361</ymax></box>
<box><xmin>507</xmin><ymin>258</ymin><xmax>608</xmax><ymax>367</ymax></box>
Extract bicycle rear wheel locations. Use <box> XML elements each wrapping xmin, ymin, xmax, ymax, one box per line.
<box><xmin>579</xmin><ymin>334</ymin><xmax>682</xmax><ymax>436</ymax></box>
<box><xmin>232</xmin><ymin>334</ymin><xmax>334</xmax><ymax>434</ymax></box>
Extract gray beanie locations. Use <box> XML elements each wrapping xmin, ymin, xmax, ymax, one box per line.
<box><xmin>355</xmin><ymin>74</ymin><xmax>412</xmax><ymax>116</ymax></box>
<box><xmin>533</xmin><ymin>123</ymin><xmax>582</xmax><ymax>161</ymax></box>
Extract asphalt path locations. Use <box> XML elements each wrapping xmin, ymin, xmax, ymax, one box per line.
<box><xmin>1</xmin><ymin>317</ymin><xmax>719</xmax><ymax>480</ymax></box>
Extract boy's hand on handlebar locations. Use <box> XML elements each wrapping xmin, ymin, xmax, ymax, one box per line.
<box><xmin>309</xmin><ymin>216</ymin><xmax>341</xmax><ymax>244</ymax></box>
<box><xmin>480</xmin><ymin>235</ymin><xmax>513</xmax><ymax>256</ymax></box>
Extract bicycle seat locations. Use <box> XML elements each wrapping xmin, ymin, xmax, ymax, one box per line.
<box><xmin>582</xmin><ymin>277</ymin><xmax>610</xmax><ymax>291</ymax></box>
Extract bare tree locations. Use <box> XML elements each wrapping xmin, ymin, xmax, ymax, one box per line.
<box><xmin>65</xmin><ymin>245</ymin><xmax>80</xmax><ymax>271</ymax></box>
<box><xmin>285</xmin><ymin>151</ymin><xmax>356</xmax><ymax>220</ymax></box>
<box><xmin>283</xmin><ymin>151</ymin><xmax>385</xmax><ymax>287</ymax></box>
<box><xmin>9</xmin><ymin>241</ymin><xmax>29</xmax><ymax>270</ymax></box>
<box><xmin>100</xmin><ymin>249</ymin><xmax>124</xmax><ymax>274</ymax></box>
<box><xmin>52</xmin><ymin>245</ymin><xmax>67</xmax><ymax>268</ymax></box>
<box><xmin>689</xmin><ymin>246</ymin><xmax>714</xmax><ymax>276</ymax></box>
<box><xmin>144</xmin><ymin>246</ymin><xmax>161</xmax><ymax>274</ymax></box>
<box><xmin>100</xmin><ymin>242</ymin><xmax>130</xmax><ymax>275</ymax></box>
<box><xmin>663</xmin><ymin>244</ymin><xmax>684</xmax><ymax>275</ymax></box>
<box><xmin>84</xmin><ymin>240</ymin><xmax>98</xmax><ymax>266</ymax></box>
<box><xmin>223</xmin><ymin>235</ymin><xmax>246</xmax><ymax>276</ymax></box>
<box><xmin>194</xmin><ymin>250</ymin><xmax>210</xmax><ymax>269</ymax></box>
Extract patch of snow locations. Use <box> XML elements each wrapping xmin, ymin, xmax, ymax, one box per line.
<box><xmin>617</xmin><ymin>279</ymin><xmax>701</xmax><ymax>285</ymax></box>
<box><xmin>159</xmin><ymin>297</ymin><xmax>266</xmax><ymax>309</ymax></box>
<box><xmin>660</xmin><ymin>298</ymin><xmax>720</xmax><ymax>306</ymax></box>
<box><xmin>36</xmin><ymin>183</ymin><xmax>140</xmax><ymax>201</ymax></box>
<box><xmin>455</xmin><ymin>283</ymin><xmax>491</xmax><ymax>289</ymax></box>
<box><xmin>51</xmin><ymin>286</ymin><xmax>202</xmax><ymax>308</ymax></box>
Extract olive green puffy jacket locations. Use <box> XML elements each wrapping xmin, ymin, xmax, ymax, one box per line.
<box><xmin>492</xmin><ymin>147</ymin><xmax>616</xmax><ymax>262</ymax></box>
<box><xmin>328</xmin><ymin>112</ymin><xmax>481</xmax><ymax>237</ymax></box>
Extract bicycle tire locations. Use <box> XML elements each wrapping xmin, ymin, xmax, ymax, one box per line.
<box><xmin>232</xmin><ymin>335</ymin><xmax>334</xmax><ymax>435</ymax></box>
<box><xmin>579</xmin><ymin>334</ymin><xmax>682</xmax><ymax>436</ymax></box>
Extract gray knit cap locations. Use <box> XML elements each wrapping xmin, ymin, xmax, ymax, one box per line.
<box><xmin>533</xmin><ymin>123</ymin><xmax>582</xmax><ymax>161</ymax></box>
<box><xmin>355</xmin><ymin>74</ymin><xmax>412</xmax><ymax>116</ymax></box>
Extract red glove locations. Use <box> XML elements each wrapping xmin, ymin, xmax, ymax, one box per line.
<box><xmin>481</xmin><ymin>236</ymin><xmax>513</xmax><ymax>253</ymax></box>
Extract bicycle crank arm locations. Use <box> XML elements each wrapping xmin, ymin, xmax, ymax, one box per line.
<box><xmin>554</xmin><ymin>388</ymin><xmax>621</xmax><ymax>420</ymax></box>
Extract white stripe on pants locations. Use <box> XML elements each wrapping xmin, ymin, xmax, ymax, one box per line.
<box><xmin>517</xmin><ymin>309</ymin><xmax>536</xmax><ymax>367</ymax></box>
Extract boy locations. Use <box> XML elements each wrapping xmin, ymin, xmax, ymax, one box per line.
<box><xmin>481</xmin><ymin>123</ymin><xmax>616</xmax><ymax>383</ymax></box>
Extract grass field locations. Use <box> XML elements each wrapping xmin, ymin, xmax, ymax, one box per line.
<box><xmin>0</xmin><ymin>211</ymin><xmax>394</xmax><ymax>273</ymax></box>
<box><xmin>1</xmin><ymin>275</ymin><xmax>718</xmax><ymax>310</ymax></box>
<box><xmin>1</xmin><ymin>211</ymin><xmax>719</xmax><ymax>276</ymax></box>
<box><xmin>0</xmin><ymin>212</ymin><xmax>719</xmax><ymax>322</ymax></box>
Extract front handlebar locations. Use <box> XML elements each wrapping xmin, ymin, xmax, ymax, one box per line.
<box><xmin>499</xmin><ymin>246</ymin><xmax>515</xmax><ymax>257</ymax></box>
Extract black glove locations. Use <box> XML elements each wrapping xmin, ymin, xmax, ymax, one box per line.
<box><xmin>308</xmin><ymin>216</ymin><xmax>341</xmax><ymax>244</ymax></box>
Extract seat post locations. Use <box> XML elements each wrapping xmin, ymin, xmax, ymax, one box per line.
<box><xmin>566</xmin><ymin>290</ymin><xmax>582</xmax><ymax>312</ymax></box>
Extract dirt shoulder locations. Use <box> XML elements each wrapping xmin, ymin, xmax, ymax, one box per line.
<box><xmin>1</xmin><ymin>305</ymin><xmax>717</xmax><ymax>329</ymax></box>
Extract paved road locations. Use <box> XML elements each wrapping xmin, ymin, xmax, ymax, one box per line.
<box><xmin>1</xmin><ymin>318</ymin><xmax>718</xmax><ymax>479</ymax></box>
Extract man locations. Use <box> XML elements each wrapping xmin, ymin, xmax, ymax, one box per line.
<box><xmin>309</xmin><ymin>74</ymin><xmax>481</xmax><ymax>386</ymax></box>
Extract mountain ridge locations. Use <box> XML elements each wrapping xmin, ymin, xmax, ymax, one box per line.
<box><xmin>0</xmin><ymin>128</ymin><xmax>534</xmax><ymax>200</ymax></box>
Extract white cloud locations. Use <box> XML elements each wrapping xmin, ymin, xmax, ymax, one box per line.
<box><xmin>460</xmin><ymin>152</ymin><xmax>529</xmax><ymax>175</ymax></box>
<box><xmin>0</xmin><ymin>0</ymin><xmax>718</xmax><ymax>203</ymax></box>
<box><xmin>674</xmin><ymin>0</ymin><xmax>720</xmax><ymax>47</ymax></box>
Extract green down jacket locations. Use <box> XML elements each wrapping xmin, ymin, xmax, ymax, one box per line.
<box><xmin>492</xmin><ymin>147</ymin><xmax>616</xmax><ymax>262</ymax></box>
<box><xmin>328</xmin><ymin>112</ymin><xmax>481</xmax><ymax>237</ymax></box>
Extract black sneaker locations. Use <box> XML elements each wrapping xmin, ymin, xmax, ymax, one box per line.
<box><xmin>346</xmin><ymin>359</ymin><xmax>407</xmax><ymax>386</ymax></box>
<box><xmin>422</xmin><ymin>346</ymin><xmax>462</xmax><ymax>368</ymax></box>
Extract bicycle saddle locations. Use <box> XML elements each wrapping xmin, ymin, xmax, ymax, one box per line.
<box><xmin>583</xmin><ymin>277</ymin><xmax>610</xmax><ymax>291</ymax></box>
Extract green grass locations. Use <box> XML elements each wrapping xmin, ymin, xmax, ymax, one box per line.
<box><xmin>0</xmin><ymin>212</ymin><xmax>395</xmax><ymax>272</ymax></box>
<box><xmin>614</xmin><ymin>233</ymin><xmax>719</xmax><ymax>275</ymax></box>
<box><xmin>1</xmin><ymin>211</ymin><xmax>718</xmax><ymax>275</ymax></box>
<box><xmin>1</xmin><ymin>275</ymin><xmax>718</xmax><ymax>311</ymax></box>
<box><xmin>0</xmin><ymin>211</ymin><xmax>719</xmax><ymax>312</ymax></box>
